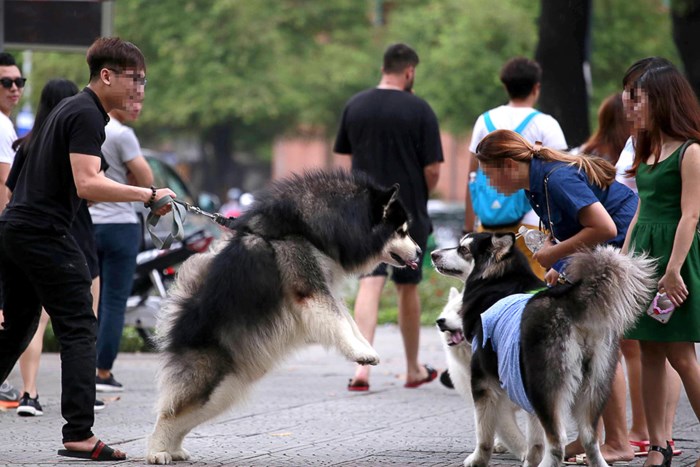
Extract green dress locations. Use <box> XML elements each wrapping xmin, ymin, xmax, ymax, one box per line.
<box><xmin>626</xmin><ymin>145</ymin><xmax>700</xmax><ymax>342</ymax></box>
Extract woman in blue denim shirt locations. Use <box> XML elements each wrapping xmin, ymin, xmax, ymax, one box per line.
<box><xmin>475</xmin><ymin>129</ymin><xmax>641</xmax><ymax>463</ymax></box>
<box><xmin>475</xmin><ymin>129</ymin><xmax>638</xmax><ymax>286</ymax></box>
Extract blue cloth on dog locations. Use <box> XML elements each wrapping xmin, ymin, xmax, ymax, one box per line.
<box><xmin>473</xmin><ymin>293</ymin><xmax>535</xmax><ymax>413</ymax></box>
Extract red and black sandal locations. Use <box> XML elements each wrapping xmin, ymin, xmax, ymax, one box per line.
<box><xmin>347</xmin><ymin>379</ymin><xmax>370</xmax><ymax>392</ymax></box>
<box><xmin>57</xmin><ymin>440</ymin><xmax>127</xmax><ymax>461</ymax></box>
<box><xmin>404</xmin><ymin>364</ymin><xmax>438</xmax><ymax>388</ymax></box>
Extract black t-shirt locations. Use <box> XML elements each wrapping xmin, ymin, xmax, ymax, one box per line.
<box><xmin>2</xmin><ymin>88</ymin><xmax>108</xmax><ymax>232</ymax></box>
<box><xmin>333</xmin><ymin>88</ymin><xmax>444</xmax><ymax>244</ymax></box>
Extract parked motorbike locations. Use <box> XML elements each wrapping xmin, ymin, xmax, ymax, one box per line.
<box><xmin>125</xmin><ymin>228</ymin><xmax>214</xmax><ymax>348</ymax></box>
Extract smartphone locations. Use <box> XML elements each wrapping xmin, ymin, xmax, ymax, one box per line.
<box><xmin>646</xmin><ymin>292</ymin><xmax>675</xmax><ymax>324</ymax></box>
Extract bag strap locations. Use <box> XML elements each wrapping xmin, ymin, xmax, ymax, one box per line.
<box><xmin>513</xmin><ymin>110</ymin><xmax>540</xmax><ymax>135</ymax></box>
<box><xmin>482</xmin><ymin>110</ymin><xmax>540</xmax><ymax>135</ymax></box>
<box><xmin>678</xmin><ymin>139</ymin><xmax>696</xmax><ymax>171</ymax></box>
<box><xmin>483</xmin><ymin>111</ymin><xmax>497</xmax><ymax>132</ymax></box>
<box><xmin>542</xmin><ymin>165</ymin><xmax>564</xmax><ymax>241</ymax></box>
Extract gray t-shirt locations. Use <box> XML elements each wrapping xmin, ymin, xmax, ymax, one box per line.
<box><xmin>89</xmin><ymin>117</ymin><xmax>141</xmax><ymax>224</ymax></box>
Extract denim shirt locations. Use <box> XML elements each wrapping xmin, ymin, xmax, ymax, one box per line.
<box><xmin>473</xmin><ymin>293</ymin><xmax>535</xmax><ymax>413</ymax></box>
<box><xmin>526</xmin><ymin>158</ymin><xmax>638</xmax><ymax>272</ymax></box>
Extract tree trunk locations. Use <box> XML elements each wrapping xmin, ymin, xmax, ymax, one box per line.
<box><xmin>200</xmin><ymin>122</ymin><xmax>239</xmax><ymax>199</ymax></box>
<box><xmin>535</xmin><ymin>0</ymin><xmax>592</xmax><ymax>148</ymax></box>
<box><xmin>671</xmin><ymin>0</ymin><xmax>700</xmax><ymax>100</ymax></box>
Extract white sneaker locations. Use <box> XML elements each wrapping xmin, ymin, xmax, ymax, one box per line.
<box><xmin>94</xmin><ymin>399</ymin><xmax>105</xmax><ymax>412</ymax></box>
<box><xmin>16</xmin><ymin>392</ymin><xmax>43</xmax><ymax>417</ymax></box>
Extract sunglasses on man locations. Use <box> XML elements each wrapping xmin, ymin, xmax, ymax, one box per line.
<box><xmin>0</xmin><ymin>77</ymin><xmax>27</xmax><ymax>89</ymax></box>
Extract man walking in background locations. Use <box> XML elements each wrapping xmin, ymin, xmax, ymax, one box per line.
<box><xmin>334</xmin><ymin>43</ymin><xmax>443</xmax><ymax>391</ymax></box>
<box><xmin>92</xmin><ymin>98</ymin><xmax>153</xmax><ymax>393</ymax></box>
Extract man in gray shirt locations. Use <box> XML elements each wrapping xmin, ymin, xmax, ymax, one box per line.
<box><xmin>89</xmin><ymin>99</ymin><xmax>153</xmax><ymax>393</ymax></box>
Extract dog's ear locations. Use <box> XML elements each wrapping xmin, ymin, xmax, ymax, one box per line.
<box><xmin>491</xmin><ymin>232</ymin><xmax>515</xmax><ymax>261</ymax></box>
<box><xmin>372</xmin><ymin>183</ymin><xmax>399</xmax><ymax>206</ymax></box>
<box><xmin>448</xmin><ymin>287</ymin><xmax>460</xmax><ymax>301</ymax></box>
<box><xmin>371</xmin><ymin>184</ymin><xmax>407</xmax><ymax>225</ymax></box>
<box><xmin>382</xmin><ymin>184</ymin><xmax>400</xmax><ymax>213</ymax></box>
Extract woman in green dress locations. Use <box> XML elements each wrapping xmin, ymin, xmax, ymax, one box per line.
<box><xmin>621</xmin><ymin>57</ymin><xmax>700</xmax><ymax>467</ymax></box>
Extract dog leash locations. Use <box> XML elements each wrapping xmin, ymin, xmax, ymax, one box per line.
<box><xmin>146</xmin><ymin>196</ymin><xmax>236</xmax><ymax>249</ymax></box>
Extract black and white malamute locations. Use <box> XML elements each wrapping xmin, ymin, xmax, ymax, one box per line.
<box><xmin>431</xmin><ymin>232</ymin><xmax>656</xmax><ymax>467</ymax></box>
<box><xmin>146</xmin><ymin>170</ymin><xmax>421</xmax><ymax>464</ymax></box>
<box><xmin>435</xmin><ymin>286</ymin><xmax>528</xmax><ymax>461</ymax></box>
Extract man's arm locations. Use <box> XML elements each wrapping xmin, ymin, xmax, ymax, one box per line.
<box><xmin>125</xmin><ymin>155</ymin><xmax>154</xmax><ymax>187</ymax></box>
<box><xmin>424</xmin><ymin>161</ymin><xmax>440</xmax><ymax>193</ymax></box>
<box><xmin>71</xmin><ymin>153</ymin><xmax>173</xmax><ymax>212</ymax></box>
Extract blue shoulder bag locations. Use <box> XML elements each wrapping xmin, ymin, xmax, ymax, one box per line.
<box><xmin>469</xmin><ymin>110</ymin><xmax>539</xmax><ymax>226</ymax></box>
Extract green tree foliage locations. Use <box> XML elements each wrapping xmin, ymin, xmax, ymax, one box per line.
<box><xmin>588</xmin><ymin>0</ymin><xmax>678</xmax><ymax>108</ymax></box>
<box><xmin>18</xmin><ymin>0</ymin><xmax>683</xmax><ymax>169</ymax></box>
<box><xmin>113</xmin><ymin>0</ymin><xmax>378</xmax><ymax>132</ymax></box>
<box><xmin>17</xmin><ymin>53</ymin><xmax>85</xmax><ymax>111</ymax></box>
<box><xmin>382</xmin><ymin>0</ymin><xmax>539</xmax><ymax>134</ymax></box>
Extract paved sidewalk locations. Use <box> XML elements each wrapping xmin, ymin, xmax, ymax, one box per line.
<box><xmin>1</xmin><ymin>325</ymin><xmax>698</xmax><ymax>466</ymax></box>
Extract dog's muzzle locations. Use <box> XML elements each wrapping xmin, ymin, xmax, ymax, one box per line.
<box><xmin>436</xmin><ymin>318</ymin><xmax>465</xmax><ymax>346</ymax></box>
<box><xmin>391</xmin><ymin>246</ymin><xmax>421</xmax><ymax>270</ymax></box>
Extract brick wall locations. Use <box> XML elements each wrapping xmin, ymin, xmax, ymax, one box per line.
<box><xmin>272</xmin><ymin>132</ymin><xmax>472</xmax><ymax>202</ymax></box>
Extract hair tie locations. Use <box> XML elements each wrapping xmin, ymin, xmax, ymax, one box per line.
<box><xmin>532</xmin><ymin>141</ymin><xmax>543</xmax><ymax>157</ymax></box>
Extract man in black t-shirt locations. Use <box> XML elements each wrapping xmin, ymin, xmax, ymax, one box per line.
<box><xmin>0</xmin><ymin>37</ymin><xmax>175</xmax><ymax>462</ymax></box>
<box><xmin>334</xmin><ymin>43</ymin><xmax>443</xmax><ymax>391</ymax></box>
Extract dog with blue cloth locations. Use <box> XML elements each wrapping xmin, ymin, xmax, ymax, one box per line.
<box><xmin>431</xmin><ymin>231</ymin><xmax>656</xmax><ymax>467</ymax></box>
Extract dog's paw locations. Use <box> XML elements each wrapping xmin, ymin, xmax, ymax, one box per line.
<box><xmin>146</xmin><ymin>451</ymin><xmax>173</xmax><ymax>465</ymax></box>
<box><xmin>170</xmin><ymin>448</ymin><xmax>190</xmax><ymax>461</ymax></box>
<box><xmin>350</xmin><ymin>347</ymin><xmax>380</xmax><ymax>365</ymax></box>
<box><xmin>463</xmin><ymin>452</ymin><xmax>488</xmax><ymax>467</ymax></box>
<box><xmin>492</xmin><ymin>440</ymin><xmax>509</xmax><ymax>454</ymax></box>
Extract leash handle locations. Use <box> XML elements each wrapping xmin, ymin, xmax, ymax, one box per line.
<box><xmin>146</xmin><ymin>195</ymin><xmax>186</xmax><ymax>249</ymax></box>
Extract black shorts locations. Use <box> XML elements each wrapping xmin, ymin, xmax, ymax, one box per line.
<box><xmin>364</xmin><ymin>261</ymin><xmax>422</xmax><ymax>284</ymax></box>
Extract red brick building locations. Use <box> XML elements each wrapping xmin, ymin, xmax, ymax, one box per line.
<box><xmin>272</xmin><ymin>132</ymin><xmax>472</xmax><ymax>202</ymax></box>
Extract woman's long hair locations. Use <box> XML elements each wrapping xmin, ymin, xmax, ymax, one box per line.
<box><xmin>12</xmin><ymin>78</ymin><xmax>79</xmax><ymax>152</ymax></box>
<box><xmin>580</xmin><ymin>93</ymin><xmax>628</xmax><ymax>165</ymax></box>
<box><xmin>475</xmin><ymin>129</ymin><xmax>617</xmax><ymax>188</ymax></box>
<box><xmin>622</xmin><ymin>57</ymin><xmax>700</xmax><ymax>175</ymax></box>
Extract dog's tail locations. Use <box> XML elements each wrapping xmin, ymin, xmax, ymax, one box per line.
<box><xmin>563</xmin><ymin>245</ymin><xmax>657</xmax><ymax>335</ymax></box>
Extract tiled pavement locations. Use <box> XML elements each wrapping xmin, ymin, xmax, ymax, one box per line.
<box><xmin>1</xmin><ymin>325</ymin><xmax>698</xmax><ymax>466</ymax></box>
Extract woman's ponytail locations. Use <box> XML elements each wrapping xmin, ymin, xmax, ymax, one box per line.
<box><xmin>476</xmin><ymin>129</ymin><xmax>617</xmax><ymax>188</ymax></box>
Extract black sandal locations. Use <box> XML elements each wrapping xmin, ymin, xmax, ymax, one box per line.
<box><xmin>645</xmin><ymin>442</ymin><xmax>673</xmax><ymax>467</ymax></box>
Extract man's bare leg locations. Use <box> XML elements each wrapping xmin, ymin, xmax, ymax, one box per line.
<box><xmin>396</xmin><ymin>283</ymin><xmax>429</xmax><ymax>384</ymax></box>
<box><xmin>349</xmin><ymin>276</ymin><xmax>385</xmax><ymax>386</ymax></box>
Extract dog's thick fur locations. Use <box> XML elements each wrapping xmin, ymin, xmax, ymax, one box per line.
<box><xmin>436</xmin><ymin>286</ymin><xmax>527</xmax><ymax>460</ymax></box>
<box><xmin>433</xmin><ymin>237</ymin><xmax>528</xmax><ymax>461</ymax></box>
<box><xmin>146</xmin><ymin>170</ymin><xmax>421</xmax><ymax>464</ymax></box>
<box><xmin>432</xmin><ymin>232</ymin><xmax>656</xmax><ymax>467</ymax></box>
